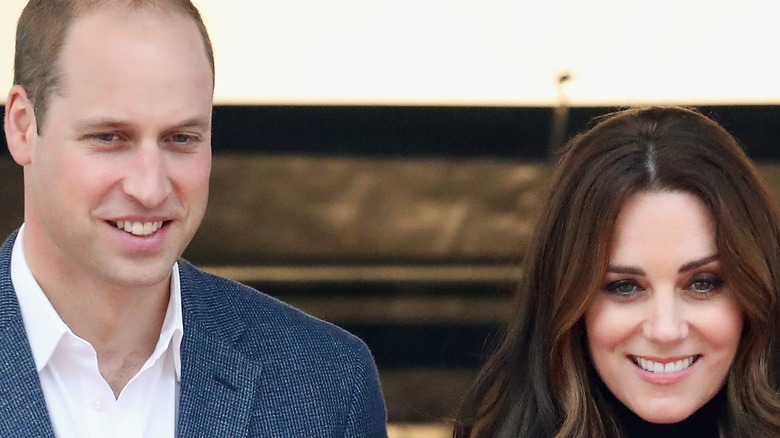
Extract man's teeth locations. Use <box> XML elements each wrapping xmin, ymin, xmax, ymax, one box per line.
<box><xmin>633</xmin><ymin>356</ymin><xmax>697</xmax><ymax>373</ymax></box>
<box><xmin>115</xmin><ymin>221</ymin><xmax>164</xmax><ymax>236</ymax></box>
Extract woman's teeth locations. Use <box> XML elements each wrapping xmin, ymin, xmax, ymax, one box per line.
<box><xmin>632</xmin><ymin>355</ymin><xmax>698</xmax><ymax>373</ymax></box>
<box><xmin>115</xmin><ymin>221</ymin><xmax>164</xmax><ymax>236</ymax></box>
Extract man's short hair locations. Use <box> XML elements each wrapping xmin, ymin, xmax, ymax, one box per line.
<box><xmin>13</xmin><ymin>0</ymin><xmax>215</xmax><ymax>133</ymax></box>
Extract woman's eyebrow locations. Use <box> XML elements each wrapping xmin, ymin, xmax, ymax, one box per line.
<box><xmin>606</xmin><ymin>265</ymin><xmax>644</xmax><ymax>275</ymax></box>
<box><xmin>679</xmin><ymin>254</ymin><xmax>719</xmax><ymax>273</ymax></box>
<box><xmin>606</xmin><ymin>254</ymin><xmax>719</xmax><ymax>276</ymax></box>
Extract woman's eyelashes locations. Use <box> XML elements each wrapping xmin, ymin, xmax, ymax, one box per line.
<box><xmin>685</xmin><ymin>273</ymin><xmax>725</xmax><ymax>297</ymax></box>
<box><xmin>602</xmin><ymin>272</ymin><xmax>725</xmax><ymax>300</ymax></box>
<box><xmin>604</xmin><ymin>279</ymin><xmax>644</xmax><ymax>299</ymax></box>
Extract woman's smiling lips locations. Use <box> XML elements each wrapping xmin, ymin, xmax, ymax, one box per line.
<box><xmin>628</xmin><ymin>354</ymin><xmax>701</xmax><ymax>384</ymax></box>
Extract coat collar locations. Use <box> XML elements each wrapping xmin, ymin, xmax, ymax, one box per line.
<box><xmin>0</xmin><ymin>231</ymin><xmax>55</xmax><ymax>437</ymax></box>
<box><xmin>175</xmin><ymin>260</ymin><xmax>263</xmax><ymax>436</ymax></box>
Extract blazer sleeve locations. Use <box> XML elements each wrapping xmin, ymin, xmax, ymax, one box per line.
<box><xmin>344</xmin><ymin>341</ymin><xmax>388</xmax><ymax>438</ymax></box>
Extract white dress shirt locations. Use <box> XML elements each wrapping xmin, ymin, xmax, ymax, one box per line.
<box><xmin>11</xmin><ymin>225</ymin><xmax>183</xmax><ymax>438</ymax></box>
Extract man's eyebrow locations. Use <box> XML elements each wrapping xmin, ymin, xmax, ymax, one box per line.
<box><xmin>172</xmin><ymin>117</ymin><xmax>211</xmax><ymax>129</ymax></box>
<box><xmin>74</xmin><ymin>117</ymin><xmax>211</xmax><ymax>131</ymax></box>
<box><xmin>75</xmin><ymin>119</ymin><xmax>130</xmax><ymax>130</ymax></box>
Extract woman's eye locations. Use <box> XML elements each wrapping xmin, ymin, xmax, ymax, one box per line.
<box><xmin>605</xmin><ymin>280</ymin><xmax>642</xmax><ymax>296</ymax></box>
<box><xmin>687</xmin><ymin>274</ymin><xmax>725</xmax><ymax>295</ymax></box>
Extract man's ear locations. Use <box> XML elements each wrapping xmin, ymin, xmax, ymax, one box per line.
<box><xmin>4</xmin><ymin>85</ymin><xmax>38</xmax><ymax>166</ymax></box>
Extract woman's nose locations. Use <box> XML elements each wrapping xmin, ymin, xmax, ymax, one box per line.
<box><xmin>642</xmin><ymin>287</ymin><xmax>689</xmax><ymax>343</ymax></box>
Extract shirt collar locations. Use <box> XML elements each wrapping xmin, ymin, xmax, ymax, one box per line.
<box><xmin>163</xmin><ymin>261</ymin><xmax>183</xmax><ymax>381</ymax></box>
<box><xmin>10</xmin><ymin>225</ymin><xmax>183</xmax><ymax>380</ymax></box>
<box><xmin>11</xmin><ymin>225</ymin><xmax>68</xmax><ymax>373</ymax></box>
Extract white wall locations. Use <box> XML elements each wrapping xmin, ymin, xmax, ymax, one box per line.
<box><xmin>1</xmin><ymin>0</ymin><xmax>779</xmax><ymax>106</ymax></box>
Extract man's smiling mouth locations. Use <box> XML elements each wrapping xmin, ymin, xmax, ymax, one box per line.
<box><xmin>112</xmin><ymin>220</ymin><xmax>165</xmax><ymax>237</ymax></box>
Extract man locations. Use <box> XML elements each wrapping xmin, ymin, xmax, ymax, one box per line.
<box><xmin>2</xmin><ymin>0</ymin><xmax>387</xmax><ymax>436</ymax></box>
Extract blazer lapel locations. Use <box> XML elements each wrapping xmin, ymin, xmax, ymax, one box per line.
<box><xmin>0</xmin><ymin>232</ymin><xmax>55</xmax><ymax>437</ymax></box>
<box><xmin>176</xmin><ymin>262</ymin><xmax>262</xmax><ymax>437</ymax></box>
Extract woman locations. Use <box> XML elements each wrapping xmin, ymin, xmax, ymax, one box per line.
<box><xmin>454</xmin><ymin>107</ymin><xmax>780</xmax><ymax>437</ymax></box>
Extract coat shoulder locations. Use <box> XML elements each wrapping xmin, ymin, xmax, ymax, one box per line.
<box><xmin>178</xmin><ymin>260</ymin><xmax>373</xmax><ymax>365</ymax></box>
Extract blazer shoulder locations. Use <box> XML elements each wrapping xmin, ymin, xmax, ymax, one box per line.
<box><xmin>178</xmin><ymin>260</ymin><xmax>387</xmax><ymax>436</ymax></box>
<box><xmin>178</xmin><ymin>260</ymin><xmax>372</xmax><ymax>360</ymax></box>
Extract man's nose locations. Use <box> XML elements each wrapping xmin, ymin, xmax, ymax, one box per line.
<box><xmin>122</xmin><ymin>142</ymin><xmax>172</xmax><ymax>208</ymax></box>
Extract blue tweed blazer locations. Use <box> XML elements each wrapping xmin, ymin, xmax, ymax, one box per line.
<box><xmin>0</xmin><ymin>232</ymin><xmax>388</xmax><ymax>437</ymax></box>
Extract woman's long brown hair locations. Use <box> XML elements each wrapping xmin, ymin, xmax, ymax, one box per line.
<box><xmin>454</xmin><ymin>107</ymin><xmax>780</xmax><ymax>438</ymax></box>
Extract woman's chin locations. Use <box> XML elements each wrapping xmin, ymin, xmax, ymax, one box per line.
<box><xmin>632</xmin><ymin>406</ymin><xmax>694</xmax><ymax>425</ymax></box>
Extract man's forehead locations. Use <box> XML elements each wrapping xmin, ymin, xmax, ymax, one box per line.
<box><xmin>58</xmin><ymin>4</ymin><xmax>213</xmax><ymax>89</ymax></box>
<box><xmin>66</xmin><ymin>3</ymin><xmax>198</xmax><ymax>43</ymax></box>
<box><xmin>45</xmin><ymin>2</ymin><xmax>214</xmax><ymax>128</ymax></box>
<box><xmin>62</xmin><ymin>3</ymin><xmax>209</xmax><ymax>66</ymax></box>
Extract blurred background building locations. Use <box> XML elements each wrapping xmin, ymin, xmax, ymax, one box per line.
<box><xmin>2</xmin><ymin>1</ymin><xmax>780</xmax><ymax>436</ymax></box>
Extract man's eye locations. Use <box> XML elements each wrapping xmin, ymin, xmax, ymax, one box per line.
<box><xmin>91</xmin><ymin>133</ymin><xmax>119</xmax><ymax>142</ymax></box>
<box><xmin>169</xmin><ymin>133</ymin><xmax>198</xmax><ymax>144</ymax></box>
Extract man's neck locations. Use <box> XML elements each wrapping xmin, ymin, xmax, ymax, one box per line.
<box><xmin>20</xmin><ymin>229</ymin><xmax>172</xmax><ymax>397</ymax></box>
